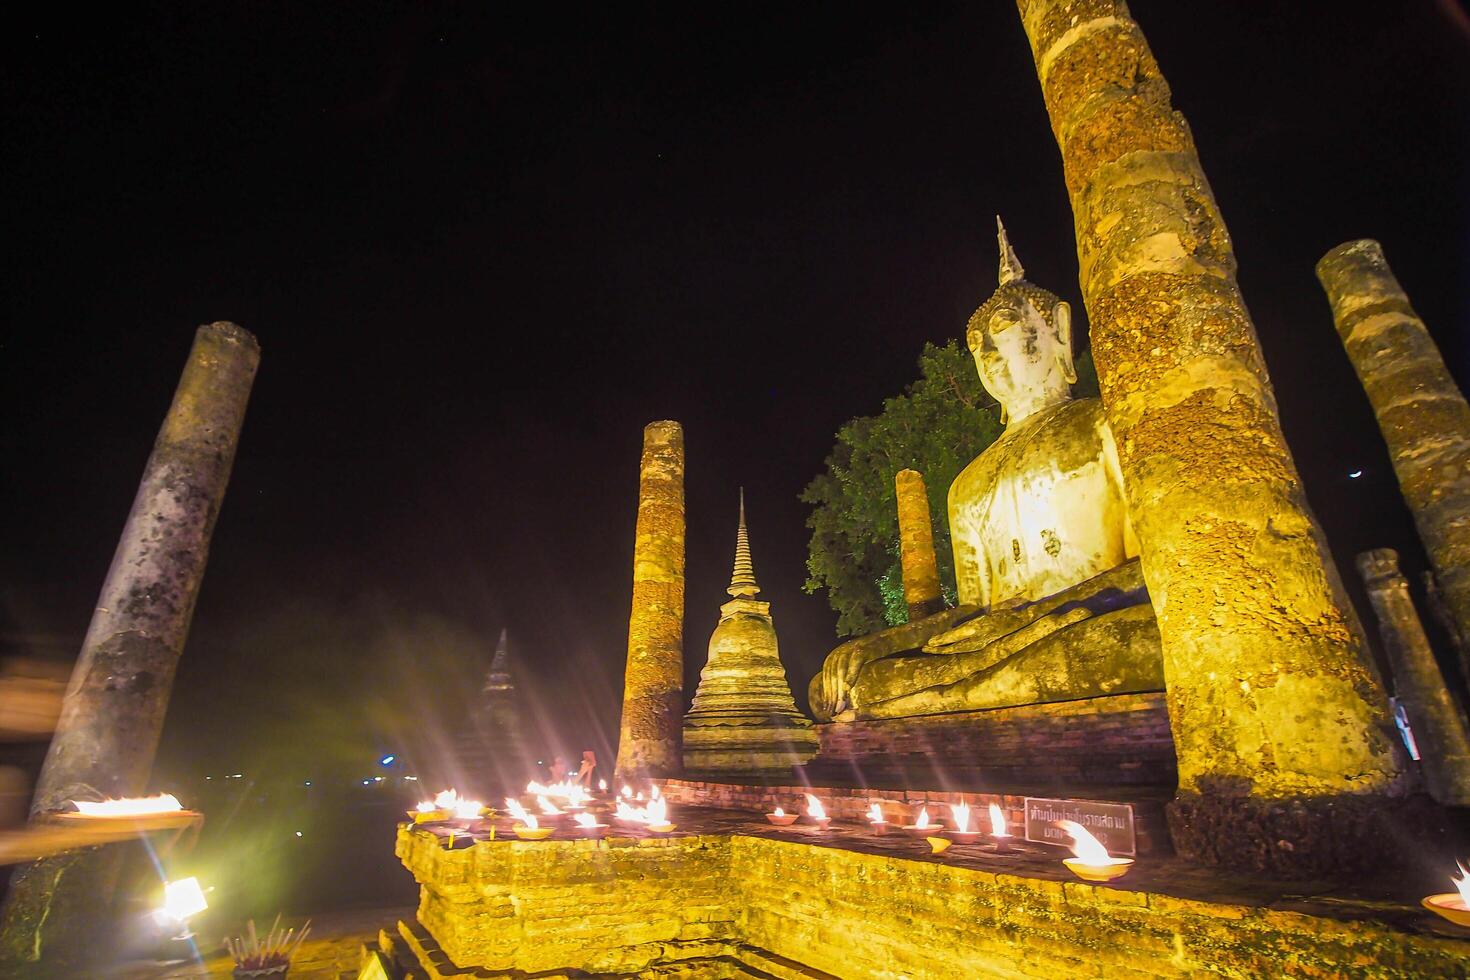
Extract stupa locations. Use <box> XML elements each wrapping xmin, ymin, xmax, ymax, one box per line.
<box><xmin>682</xmin><ymin>492</ymin><xmax>818</xmax><ymax>772</ymax></box>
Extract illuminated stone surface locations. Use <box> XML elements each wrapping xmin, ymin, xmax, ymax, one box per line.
<box><xmin>894</xmin><ymin>469</ymin><xmax>943</xmax><ymax>620</ymax></box>
<box><xmin>0</xmin><ymin>322</ymin><xmax>259</xmax><ymax>970</ymax></box>
<box><xmin>1319</xmin><ymin>240</ymin><xmax>1470</xmax><ymax>673</ymax></box>
<box><xmin>1357</xmin><ymin>549</ymin><xmax>1470</xmax><ymax>806</ymax></box>
<box><xmin>1013</xmin><ymin>0</ymin><xmax>1403</xmax><ymax>869</ymax></box>
<box><xmin>616</xmin><ymin>421</ymin><xmax>686</xmax><ymax>780</ymax></box>
<box><xmin>811</xmin><ymin>226</ymin><xmax>1162</xmax><ymax>724</ymax></box>
<box><xmin>395</xmin><ymin>814</ymin><xmax>1470</xmax><ymax>978</ymax></box>
<box><xmin>683</xmin><ymin>494</ymin><xmax>817</xmax><ymax>772</ymax></box>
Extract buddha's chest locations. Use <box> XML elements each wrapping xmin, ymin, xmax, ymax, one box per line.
<box><xmin>949</xmin><ymin>409</ymin><xmax>1129</xmax><ymax>604</ymax></box>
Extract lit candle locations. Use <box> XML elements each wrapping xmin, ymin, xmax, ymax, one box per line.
<box><xmin>1059</xmin><ymin>820</ymin><xmax>1133</xmax><ymax>881</ymax></box>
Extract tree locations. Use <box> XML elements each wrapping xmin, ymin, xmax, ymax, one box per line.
<box><xmin>802</xmin><ymin>340</ymin><xmax>1097</xmax><ymax>636</ymax></box>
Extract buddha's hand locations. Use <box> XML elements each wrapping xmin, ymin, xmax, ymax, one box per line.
<box><xmin>810</xmin><ymin>644</ymin><xmax>871</xmax><ymax>722</ymax></box>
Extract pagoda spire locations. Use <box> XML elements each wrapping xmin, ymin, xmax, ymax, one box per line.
<box><xmin>728</xmin><ymin>488</ymin><xmax>759</xmax><ymax>598</ymax></box>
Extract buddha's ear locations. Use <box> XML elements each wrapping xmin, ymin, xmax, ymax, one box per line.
<box><xmin>1054</xmin><ymin>300</ymin><xmax>1078</xmax><ymax>384</ymax></box>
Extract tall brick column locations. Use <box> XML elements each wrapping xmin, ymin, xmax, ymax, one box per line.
<box><xmin>1318</xmin><ymin>240</ymin><xmax>1470</xmax><ymax>672</ymax></box>
<box><xmin>615</xmin><ymin>421</ymin><xmax>686</xmax><ymax>781</ymax></box>
<box><xmin>894</xmin><ymin>469</ymin><xmax>943</xmax><ymax>621</ymax></box>
<box><xmin>1014</xmin><ymin>1</ymin><xmax>1402</xmax><ymax>872</ymax></box>
<box><xmin>1357</xmin><ymin>550</ymin><xmax>1470</xmax><ymax>806</ymax></box>
<box><xmin>0</xmin><ymin>322</ymin><xmax>259</xmax><ymax>970</ymax></box>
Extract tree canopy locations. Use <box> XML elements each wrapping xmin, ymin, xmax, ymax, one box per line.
<box><xmin>802</xmin><ymin>340</ymin><xmax>1097</xmax><ymax>636</ymax></box>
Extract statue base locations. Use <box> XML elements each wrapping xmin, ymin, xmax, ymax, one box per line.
<box><xmin>1167</xmin><ymin>790</ymin><xmax>1455</xmax><ymax>877</ymax></box>
<box><xmin>809</xmin><ymin>691</ymin><xmax>1176</xmax><ymax>789</ymax></box>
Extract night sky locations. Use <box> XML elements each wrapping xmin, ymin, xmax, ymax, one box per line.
<box><xmin>4</xmin><ymin>3</ymin><xmax>1468</xmax><ymax>784</ymax></box>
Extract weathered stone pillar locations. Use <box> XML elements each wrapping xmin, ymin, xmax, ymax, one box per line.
<box><xmin>0</xmin><ymin>322</ymin><xmax>259</xmax><ymax>969</ymax></box>
<box><xmin>1318</xmin><ymin>240</ymin><xmax>1470</xmax><ymax>663</ymax></box>
<box><xmin>1357</xmin><ymin>549</ymin><xmax>1470</xmax><ymax>806</ymax></box>
<box><xmin>615</xmin><ymin>421</ymin><xmax>686</xmax><ymax>781</ymax></box>
<box><xmin>894</xmin><ymin>469</ymin><xmax>943</xmax><ymax>621</ymax></box>
<box><xmin>1014</xmin><ymin>1</ymin><xmax>1403</xmax><ymax>871</ymax></box>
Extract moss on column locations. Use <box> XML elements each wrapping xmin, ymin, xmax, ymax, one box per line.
<box><xmin>615</xmin><ymin>421</ymin><xmax>686</xmax><ymax>780</ymax></box>
<box><xmin>895</xmin><ymin>469</ymin><xmax>943</xmax><ymax>621</ymax></box>
<box><xmin>1318</xmin><ymin>240</ymin><xmax>1470</xmax><ymax>671</ymax></box>
<box><xmin>1013</xmin><ymin>1</ymin><xmax>1403</xmax><ymax>871</ymax></box>
<box><xmin>1357</xmin><ymin>549</ymin><xmax>1470</xmax><ymax>806</ymax></box>
<box><xmin>0</xmin><ymin>322</ymin><xmax>259</xmax><ymax>970</ymax></box>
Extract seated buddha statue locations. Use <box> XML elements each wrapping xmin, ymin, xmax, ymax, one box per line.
<box><xmin>810</xmin><ymin>219</ymin><xmax>1164</xmax><ymax>722</ymax></box>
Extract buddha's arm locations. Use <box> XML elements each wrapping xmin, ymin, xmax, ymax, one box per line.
<box><xmin>1100</xmin><ymin>417</ymin><xmax>1140</xmax><ymax>559</ymax></box>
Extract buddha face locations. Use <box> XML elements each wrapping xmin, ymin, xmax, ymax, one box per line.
<box><xmin>968</xmin><ymin>290</ymin><xmax>1074</xmax><ymax>424</ymax></box>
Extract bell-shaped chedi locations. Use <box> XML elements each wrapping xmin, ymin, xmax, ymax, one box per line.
<box><xmin>683</xmin><ymin>492</ymin><xmax>818</xmax><ymax>773</ymax></box>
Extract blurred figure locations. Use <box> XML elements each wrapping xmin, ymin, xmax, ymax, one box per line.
<box><xmin>0</xmin><ymin>657</ymin><xmax>67</xmax><ymax>826</ymax></box>
<box><xmin>575</xmin><ymin>751</ymin><xmax>597</xmax><ymax>789</ymax></box>
<box><xmin>548</xmin><ymin>756</ymin><xmax>568</xmax><ymax>783</ymax></box>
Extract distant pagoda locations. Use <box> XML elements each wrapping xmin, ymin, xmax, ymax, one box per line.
<box><xmin>682</xmin><ymin>491</ymin><xmax>818</xmax><ymax>772</ymax></box>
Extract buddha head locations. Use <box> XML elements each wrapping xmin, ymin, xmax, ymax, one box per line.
<box><xmin>966</xmin><ymin>217</ymin><xmax>1075</xmax><ymax>426</ymax></box>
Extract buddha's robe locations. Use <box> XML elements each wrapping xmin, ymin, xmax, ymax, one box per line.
<box><xmin>949</xmin><ymin>397</ymin><xmax>1137</xmax><ymax>610</ymax></box>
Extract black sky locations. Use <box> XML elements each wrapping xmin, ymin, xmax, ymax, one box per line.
<box><xmin>4</xmin><ymin>3</ymin><xmax>1468</xmax><ymax>779</ymax></box>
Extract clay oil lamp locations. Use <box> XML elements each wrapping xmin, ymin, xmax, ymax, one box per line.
<box><xmin>645</xmin><ymin>797</ymin><xmax>675</xmax><ymax>834</ymax></box>
<box><xmin>766</xmin><ymin>805</ymin><xmax>799</xmax><ymax>826</ymax></box>
<box><xmin>512</xmin><ymin>813</ymin><xmax>553</xmax><ymax>841</ymax></box>
<box><xmin>409</xmin><ymin>789</ymin><xmax>461</xmax><ymax>824</ymax></box>
<box><xmin>598</xmin><ymin>779</ymin><xmax>608</xmax><ymax>793</ymax></box>
<box><xmin>902</xmin><ymin>806</ymin><xmax>939</xmax><ymax>839</ymax></box>
<box><xmin>866</xmin><ymin>803</ymin><xmax>890</xmax><ymax>834</ymax></box>
<box><xmin>1060</xmin><ymin>820</ymin><xmax>1133</xmax><ymax>882</ymax></box>
<box><xmin>1423</xmin><ymin>861</ymin><xmax>1470</xmax><ymax>928</ymax></box>
<box><xmin>987</xmin><ymin>803</ymin><xmax>1016</xmax><ymax>854</ymax></box>
<box><xmin>505</xmin><ymin>799</ymin><xmax>552</xmax><ymax>840</ymax></box>
<box><xmin>573</xmin><ymin>812</ymin><xmax>609</xmax><ymax>839</ymax></box>
<box><xmin>945</xmin><ymin>802</ymin><xmax>982</xmax><ymax>845</ymax></box>
<box><xmin>803</xmin><ymin>794</ymin><xmax>831</xmax><ymax>830</ymax></box>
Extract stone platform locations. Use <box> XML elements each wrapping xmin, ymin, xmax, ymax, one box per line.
<box><xmin>808</xmin><ymin>692</ymin><xmax>1177</xmax><ymax>789</ymax></box>
<box><xmin>390</xmin><ymin>806</ymin><xmax>1470</xmax><ymax>978</ymax></box>
<box><xmin>659</xmin><ymin>777</ymin><xmax>1172</xmax><ymax>855</ymax></box>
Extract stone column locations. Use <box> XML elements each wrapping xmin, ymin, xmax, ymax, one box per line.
<box><xmin>1014</xmin><ymin>1</ymin><xmax>1402</xmax><ymax>871</ymax></box>
<box><xmin>0</xmin><ymin>322</ymin><xmax>259</xmax><ymax>969</ymax></box>
<box><xmin>1318</xmin><ymin>240</ymin><xmax>1470</xmax><ymax>661</ymax></box>
<box><xmin>894</xmin><ymin>469</ymin><xmax>943</xmax><ymax>621</ymax></box>
<box><xmin>615</xmin><ymin>421</ymin><xmax>686</xmax><ymax>781</ymax></box>
<box><xmin>1357</xmin><ymin>549</ymin><xmax>1470</xmax><ymax>806</ymax></box>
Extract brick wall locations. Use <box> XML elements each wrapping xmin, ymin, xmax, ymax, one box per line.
<box><xmin>810</xmin><ymin>692</ymin><xmax>1177</xmax><ymax>789</ymax></box>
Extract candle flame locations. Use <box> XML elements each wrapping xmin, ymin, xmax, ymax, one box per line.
<box><xmin>159</xmin><ymin>876</ymin><xmax>207</xmax><ymax>922</ymax></box>
<box><xmin>621</xmin><ymin>785</ymin><xmax>633</xmax><ymax>798</ymax></box>
<box><xmin>651</xmin><ymin>784</ymin><xmax>661</xmax><ymax>800</ymax></box>
<box><xmin>914</xmin><ymin>807</ymin><xmax>930</xmax><ymax>830</ymax></box>
<box><xmin>1454</xmin><ymin>861</ymin><xmax>1470</xmax><ymax>907</ymax></box>
<box><xmin>867</xmin><ymin>803</ymin><xmax>885</xmax><ymax>823</ymax></box>
<box><xmin>527</xmin><ymin>780</ymin><xmax>589</xmax><ymax>806</ymax></box>
<box><xmin>433</xmin><ymin>789</ymin><xmax>460</xmax><ymax>809</ymax></box>
<box><xmin>73</xmin><ymin>794</ymin><xmax>183</xmax><ymax>817</ymax></box>
<box><xmin>574</xmin><ymin>812</ymin><xmax>598</xmax><ymax>829</ymax></box>
<box><xmin>774</xmin><ymin>806</ymin><xmax>785</xmax><ymax>818</ymax></box>
<box><xmin>520</xmin><ymin>812</ymin><xmax>539</xmax><ymax>831</ymax></box>
<box><xmin>415</xmin><ymin>800</ymin><xmax>437</xmax><ymax>814</ymax></box>
<box><xmin>535</xmin><ymin>795</ymin><xmax>563</xmax><ymax>815</ymax></box>
<box><xmin>647</xmin><ymin>796</ymin><xmax>668</xmax><ymax>825</ymax></box>
<box><xmin>805</xmin><ymin>794</ymin><xmax>827</xmax><ymax>820</ymax></box>
<box><xmin>1060</xmin><ymin>820</ymin><xmax>1114</xmax><ymax>864</ymax></box>
<box><xmin>951</xmin><ymin>802</ymin><xmax>972</xmax><ymax>833</ymax></box>
<box><xmin>598</xmin><ymin>779</ymin><xmax>607</xmax><ymax>792</ymax></box>
<box><xmin>989</xmin><ymin>803</ymin><xmax>1009</xmax><ymax>837</ymax></box>
<box><xmin>452</xmin><ymin>798</ymin><xmax>484</xmax><ymax>820</ymax></box>
<box><xmin>505</xmin><ymin>798</ymin><xmax>532</xmax><ymax>824</ymax></box>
